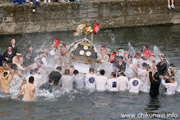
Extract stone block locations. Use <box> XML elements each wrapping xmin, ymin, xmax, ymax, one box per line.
<box><xmin>3</xmin><ymin>17</ymin><xmax>14</xmax><ymax>23</ymax></box>
<box><xmin>21</xmin><ymin>21</ymin><xmax>35</xmax><ymax>30</ymax></box>
<box><xmin>150</xmin><ymin>14</ymin><xmax>165</xmax><ymax>21</ymax></box>
<box><xmin>88</xmin><ymin>12</ymin><xmax>99</xmax><ymax>18</ymax></box>
<box><xmin>28</xmin><ymin>13</ymin><xmax>45</xmax><ymax>21</ymax></box>
<box><xmin>0</xmin><ymin>22</ymin><xmax>16</xmax><ymax>33</ymax></box>
<box><xmin>14</xmin><ymin>11</ymin><xmax>28</xmax><ymax>22</ymax></box>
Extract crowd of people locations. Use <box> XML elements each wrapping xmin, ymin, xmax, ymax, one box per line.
<box><xmin>0</xmin><ymin>38</ymin><xmax>179</xmax><ymax>102</ymax></box>
<box><xmin>0</xmin><ymin>0</ymin><xmax>175</xmax><ymax>12</ymax></box>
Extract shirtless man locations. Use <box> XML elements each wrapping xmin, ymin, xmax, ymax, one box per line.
<box><xmin>0</xmin><ymin>63</ymin><xmax>14</xmax><ymax>94</ymax></box>
<box><xmin>14</xmin><ymin>76</ymin><xmax>36</xmax><ymax>101</ymax></box>
<box><xmin>12</xmin><ymin>53</ymin><xmax>21</xmax><ymax>65</ymax></box>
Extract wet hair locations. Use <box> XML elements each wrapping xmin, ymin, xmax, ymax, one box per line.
<box><xmin>152</xmin><ymin>60</ymin><xmax>156</xmax><ymax>63</ymax></box>
<box><xmin>8</xmin><ymin>45</ymin><xmax>12</xmax><ymax>48</ymax></box>
<box><xmin>169</xmin><ymin>63</ymin><xmax>176</xmax><ymax>68</ymax></box>
<box><xmin>11</xmin><ymin>64</ymin><xmax>17</xmax><ymax>70</ymax></box>
<box><xmin>116</xmin><ymin>65</ymin><xmax>120</xmax><ymax>69</ymax></box>
<box><xmin>142</xmin><ymin>62</ymin><xmax>148</xmax><ymax>67</ymax></box>
<box><xmin>153</xmin><ymin>72</ymin><xmax>160</xmax><ymax>80</ymax></box>
<box><xmin>38</xmin><ymin>52</ymin><xmax>44</xmax><ymax>55</ymax></box>
<box><xmin>164</xmin><ymin>72</ymin><xmax>169</xmax><ymax>76</ymax></box>
<box><xmin>133</xmin><ymin>72</ymin><xmax>138</xmax><ymax>78</ymax></box>
<box><xmin>169</xmin><ymin>77</ymin><xmax>175</xmax><ymax>82</ymax></box>
<box><xmin>63</xmin><ymin>43</ymin><xmax>66</xmax><ymax>46</ymax></box>
<box><xmin>118</xmin><ymin>56</ymin><xmax>123</xmax><ymax>60</ymax></box>
<box><xmin>147</xmin><ymin>64</ymin><xmax>151</xmax><ymax>68</ymax></box>
<box><xmin>119</xmin><ymin>72</ymin><xmax>124</xmax><ymax>75</ymax></box>
<box><xmin>136</xmin><ymin>52</ymin><xmax>141</xmax><ymax>56</ymax></box>
<box><xmin>29</xmin><ymin>76</ymin><xmax>34</xmax><ymax>83</ymax></box>
<box><xmin>144</xmin><ymin>45</ymin><xmax>148</xmax><ymax>49</ymax></box>
<box><xmin>28</xmin><ymin>45</ymin><xmax>33</xmax><ymax>48</ymax></box>
<box><xmin>26</xmin><ymin>51</ymin><xmax>32</xmax><ymax>55</ymax></box>
<box><xmin>111</xmin><ymin>72</ymin><xmax>116</xmax><ymax>78</ymax></box>
<box><xmin>65</xmin><ymin>69</ymin><xmax>70</xmax><ymax>75</ymax></box>
<box><xmin>3</xmin><ymin>72</ymin><xmax>9</xmax><ymax>78</ymax></box>
<box><xmin>89</xmin><ymin>68</ymin><xmax>95</xmax><ymax>72</ymax></box>
<box><xmin>141</xmin><ymin>56</ymin><xmax>146</xmax><ymax>60</ymax></box>
<box><xmin>73</xmin><ymin>70</ymin><xmax>79</xmax><ymax>75</ymax></box>
<box><xmin>100</xmin><ymin>69</ymin><xmax>105</xmax><ymax>75</ymax></box>
<box><xmin>30</xmin><ymin>69</ymin><xmax>34</xmax><ymax>74</ymax></box>
<box><xmin>49</xmin><ymin>79</ymin><xmax>53</xmax><ymax>83</ymax></box>
<box><xmin>34</xmin><ymin>68</ymin><xmax>39</xmax><ymax>73</ymax></box>
<box><xmin>56</xmin><ymin>66</ymin><xmax>62</xmax><ymax>71</ymax></box>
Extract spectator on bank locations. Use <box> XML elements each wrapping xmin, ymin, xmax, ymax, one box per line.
<box><xmin>168</xmin><ymin>0</ymin><xmax>175</xmax><ymax>9</ymax></box>
<box><xmin>76</xmin><ymin>0</ymin><xmax>84</xmax><ymax>2</ymax></box>
<box><xmin>13</xmin><ymin>0</ymin><xmax>25</xmax><ymax>4</ymax></box>
<box><xmin>32</xmin><ymin>0</ymin><xmax>40</xmax><ymax>13</ymax></box>
<box><xmin>44</xmin><ymin>0</ymin><xmax>50</xmax><ymax>3</ymax></box>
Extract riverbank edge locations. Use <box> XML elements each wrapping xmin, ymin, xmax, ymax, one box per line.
<box><xmin>0</xmin><ymin>0</ymin><xmax>180</xmax><ymax>35</ymax></box>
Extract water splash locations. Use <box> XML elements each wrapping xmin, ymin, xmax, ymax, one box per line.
<box><xmin>104</xmin><ymin>30</ymin><xmax>116</xmax><ymax>44</ymax></box>
<box><xmin>128</xmin><ymin>41</ymin><xmax>135</xmax><ymax>58</ymax></box>
<box><xmin>153</xmin><ymin>46</ymin><xmax>161</xmax><ymax>63</ymax></box>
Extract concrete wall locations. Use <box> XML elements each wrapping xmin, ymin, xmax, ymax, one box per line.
<box><xmin>0</xmin><ymin>0</ymin><xmax>180</xmax><ymax>34</ymax></box>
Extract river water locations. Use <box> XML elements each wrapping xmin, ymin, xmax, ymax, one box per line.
<box><xmin>0</xmin><ymin>25</ymin><xmax>180</xmax><ymax>120</ymax></box>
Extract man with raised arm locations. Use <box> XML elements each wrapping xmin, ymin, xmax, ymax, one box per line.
<box><xmin>0</xmin><ymin>63</ymin><xmax>14</xmax><ymax>94</ymax></box>
<box><xmin>14</xmin><ymin>76</ymin><xmax>36</xmax><ymax>101</ymax></box>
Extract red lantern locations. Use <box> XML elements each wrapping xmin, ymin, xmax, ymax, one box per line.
<box><xmin>110</xmin><ymin>53</ymin><xmax>116</xmax><ymax>63</ymax></box>
<box><xmin>93</xmin><ymin>24</ymin><xmax>100</xmax><ymax>34</ymax></box>
<box><xmin>54</xmin><ymin>39</ymin><xmax>59</xmax><ymax>48</ymax></box>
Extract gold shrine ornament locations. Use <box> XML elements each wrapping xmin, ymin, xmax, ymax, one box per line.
<box><xmin>79</xmin><ymin>50</ymin><xmax>85</xmax><ymax>55</ymax></box>
<box><xmin>83</xmin><ymin>45</ymin><xmax>88</xmax><ymax>50</ymax></box>
<box><xmin>86</xmin><ymin>51</ymin><xmax>91</xmax><ymax>56</ymax></box>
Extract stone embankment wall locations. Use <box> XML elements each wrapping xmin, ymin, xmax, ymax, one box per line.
<box><xmin>0</xmin><ymin>0</ymin><xmax>180</xmax><ymax>34</ymax></box>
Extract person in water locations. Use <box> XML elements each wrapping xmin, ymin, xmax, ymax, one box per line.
<box><xmin>168</xmin><ymin>64</ymin><xmax>180</xmax><ymax>92</ymax></box>
<box><xmin>0</xmin><ymin>54</ymin><xmax>2</xmax><ymax>66</ymax></box>
<box><xmin>10</xmin><ymin>39</ymin><xmax>18</xmax><ymax>56</ymax></box>
<box><xmin>156</xmin><ymin>55</ymin><xmax>168</xmax><ymax>76</ymax></box>
<box><xmin>48</xmin><ymin>66</ymin><xmax>62</xmax><ymax>86</ymax></box>
<box><xmin>14</xmin><ymin>76</ymin><xmax>36</xmax><ymax>101</ymax></box>
<box><xmin>95</xmin><ymin>69</ymin><xmax>108</xmax><ymax>91</ymax></box>
<box><xmin>39</xmin><ymin>79</ymin><xmax>54</xmax><ymax>93</ymax></box>
<box><xmin>73</xmin><ymin>70</ymin><xmax>85</xmax><ymax>90</ymax></box>
<box><xmin>161</xmin><ymin>76</ymin><xmax>177</xmax><ymax>95</ymax></box>
<box><xmin>26</xmin><ymin>45</ymin><xmax>35</xmax><ymax>59</ymax></box>
<box><xmin>168</xmin><ymin>63</ymin><xmax>177</xmax><ymax>77</ymax></box>
<box><xmin>0</xmin><ymin>63</ymin><xmax>14</xmax><ymax>94</ymax></box>
<box><xmin>117</xmin><ymin>72</ymin><xmax>129</xmax><ymax>91</ymax></box>
<box><xmin>149</xmin><ymin>72</ymin><xmax>161</xmax><ymax>97</ymax></box>
<box><xmin>106</xmin><ymin>72</ymin><xmax>119</xmax><ymax>92</ymax></box>
<box><xmin>23</xmin><ymin>51</ymin><xmax>34</xmax><ymax>68</ymax></box>
<box><xmin>85</xmin><ymin>68</ymin><xmax>97</xmax><ymax>90</ymax></box>
<box><xmin>59</xmin><ymin>69</ymin><xmax>74</xmax><ymax>90</ymax></box>
<box><xmin>116</xmin><ymin>56</ymin><xmax>126</xmax><ymax>72</ymax></box>
<box><xmin>142</xmin><ymin>45</ymin><xmax>151</xmax><ymax>60</ymax></box>
<box><xmin>10</xmin><ymin>64</ymin><xmax>23</xmax><ymax>90</ymax></box>
<box><xmin>128</xmin><ymin>73</ymin><xmax>142</xmax><ymax>93</ymax></box>
<box><xmin>3</xmin><ymin>46</ymin><xmax>14</xmax><ymax>66</ymax></box>
<box><xmin>12</xmin><ymin>53</ymin><xmax>21</xmax><ymax>65</ymax></box>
